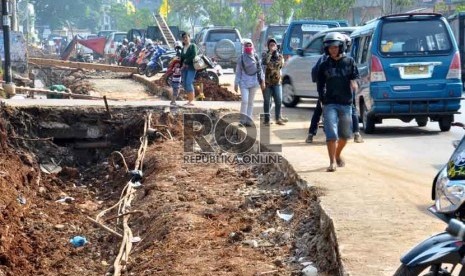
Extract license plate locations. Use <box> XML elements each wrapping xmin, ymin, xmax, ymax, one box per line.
<box><xmin>404</xmin><ymin>66</ymin><xmax>426</xmax><ymax>75</ymax></box>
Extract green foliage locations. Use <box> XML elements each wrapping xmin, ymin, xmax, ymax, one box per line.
<box><xmin>295</xmin><ymin>0</ymin><xmax>354</xmax><ymax>20</ymax></box>
<box><xmin>266</xmin><ymin>0</ymin><xmax>295</xmax><ymax>24</ymax></box>
<box><xmin>237</xmin><ymin>0</ymin><xmax>262</xmax><ymax>37</ymax></box>
<box><xmin>204</xmin><ymin>0</ymin><xmax>235</xmax><ymax>27</ymax></box>
<box><xmin>31</xmin><ymin>0</ymin><xmax>103</xmax><ymax>32</ymax></box>
<box><xmin>109</xmin><ymin>4</ymin><xmax>153</xmax><ymax>32</ymax></box>
<box><xmin>456</xmin><ymin>4</ymin><xmax>465</xmax><ymax>12</ymax></box>
<box><xmin>170</xmin><ymin>0</ymin><xmax>207</xmax><ymax>34</ymax></box>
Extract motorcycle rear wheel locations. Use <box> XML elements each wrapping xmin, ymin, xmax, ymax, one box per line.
<box><xmin>137</xmin><ymin>64</ymin><xmax>147</xmax><ymax>75</ymax></box>
<box><xmin>394</xmin><ymin>263</ymin><xmax>454</xmax><ymax>276</ymax></box>
<box><xmin>145</xmin><ymin>68</ymin><xmax>156</xmax><ymax>78</ymax></box>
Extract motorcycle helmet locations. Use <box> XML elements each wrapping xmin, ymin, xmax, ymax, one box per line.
<box><xmin>145</xmin><ymin>39</ymin><xmax>153</xmax><ymax>47</ymax></box>
<box><xmin>174</xmin><ymin>41</ymin><xmax>182</xmax><ymax>50</ymax></box>
<box><xmin>122</xmin><ymin>38</ymin><xmax>129</xmax><ymax>45</ymax></box>
<box><xmin>342</xmin><ymin>34</ymin><xmax>352</xmax><ymax>53</ymax></box>
<box><xmin>323</xmin><ymin>32</ymin><xmax>346</xmax><ymax>55</ymax></box>
<box><xmin>128</xmin><ymin>42</ymin><xmax>135</xmax><ymax>49</ymax></box>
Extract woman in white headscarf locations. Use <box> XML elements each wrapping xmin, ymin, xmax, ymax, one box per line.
<box><xmin>234</xmin><ymin>39</ymin><xmax>265</xmax><ymax>127</ymax></box>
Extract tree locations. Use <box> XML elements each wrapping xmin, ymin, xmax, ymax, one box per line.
<box><xmin>30</xmin><ymin>0</ymin><xmax>103</xmax><ymax>32</ymax></box>
<box><xmin>266</xmin><ymin>0</ymin><xmax>296</xmax><ymax>24</ymax></box>
<box><xmin>237</xmin><ymin>0</ymin><xmax>262</xmax><ymax>38</ymax></box>
<box><xmin>170</xmin><ymin>0</ymin><xmax>206</xmax><ymax>35</ymax></box>
<box><xmin>109</xmin><ymin>3</ymin><xmax>153</xmax><ymax>32</ymax></box>
<box><xmin>204</xmin><ymin>0</ymin><xmax>235</xmax><ymax>27</ymax></box>
<box><xmin>295</xmin><ymin>0</ymin><xmax>354</xmax><ymax>20</ymax></box>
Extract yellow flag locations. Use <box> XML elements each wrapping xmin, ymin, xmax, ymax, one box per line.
<box><xmin>126</xmin><ymin>1</ymin><xmax>136</xmax><ymax>14</ymax></box>
<box><xmin>160</xmin><ymin>0</ymin><xmax>170</xmax><ymax>19</ymax></box>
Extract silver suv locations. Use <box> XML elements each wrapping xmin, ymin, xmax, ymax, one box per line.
<box><xmin>281</xmin><ymin>27</ymin><xmax>358</xmax><ymax>107</ymax></box>
<box><xmin>195</xmin><ymin>27</ymin><xmax>242</xmax><ymax>70</ymax></box>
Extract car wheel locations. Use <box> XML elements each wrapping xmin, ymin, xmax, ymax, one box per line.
<box><xmin>439</xmin><ymin>115</ymin><xmax>453</xmax><ymax>132</ymax></box>
<box><xmin>215</xmin><ymin>39</ymin><xmax>236</xmax><ymax>60</ymax></box>
<box><xmin>282</xmin><ymin>80</ymin><xmax>299</xmax><ymax>107</ymax></box>
<box><xmin>415</xmin><ymin>117</ymin><xmax>428</xmax><ymax>127</ymax></box>
<box><xmin>361</xmin><ymin>102</ymin><xmax>375</xmax><ymax>134</ymax></box>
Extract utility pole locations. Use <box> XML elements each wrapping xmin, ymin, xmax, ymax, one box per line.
<box><xmin>10</xmin><ymin>0</ymin><xmax>16</xmax><ymax>31</ymax></box>
<box><xmin>2</xmin><ymin>0</ymin><xmax>15</xmax><ymax>97</ymax></box>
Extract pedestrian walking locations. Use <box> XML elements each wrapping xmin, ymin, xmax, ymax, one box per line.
<box><xmin>261</xmin><ymin>38</ymin><xmax>288</xmax><ymax>126</ymax></box>
<box><xmin>234</xmin><ymin>39</ymin><xmax>265</xmax><ymax>126</ymax></box>
<box><xmin>306</xmin><ymin>34</ymin><xmax>363</xmax><ymax>144</ymax></box>
<box><xmin>180</xmin><ymin>32</ymin><xmax>198</xmax><ymax>106</ymax></box>
<box><xmin>316</xmin><ymin>32</ymin><xmax>359</xmax><ymax>172</ymax></box>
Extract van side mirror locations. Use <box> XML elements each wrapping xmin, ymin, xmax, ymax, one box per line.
<box><xmin>296</xmin><ymin>48</ymin><xmax>304</xmax><ymax>57</ymax></box>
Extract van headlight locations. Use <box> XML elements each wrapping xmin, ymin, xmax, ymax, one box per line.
<box><xmin>436</xmin><ymin>168</ymin><xmax>465</xmax><ymax>213</ymax></box>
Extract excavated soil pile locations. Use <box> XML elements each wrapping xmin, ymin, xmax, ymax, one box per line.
<box><xmin>0</xmin><ymin>105</ymin><xmax>342</xmax><ymax>276</ymax></box>
<box><xmin>153</xmin><ymin>78</ymin><xmax>240</xmax><ymax>101</ymax></box>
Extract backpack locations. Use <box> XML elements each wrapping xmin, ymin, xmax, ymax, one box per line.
<box><xmin>241</xmin><ymin>54</ymin><xmax>260</xmax><ymax>76</ymax></box>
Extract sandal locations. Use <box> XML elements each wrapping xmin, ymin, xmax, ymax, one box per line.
<box><xmin>327</xmin><ymin>164</ymin><xmax>337</xmax><ymax>172</ymax></box>
<box><xmin>336</xmin><ymin>158</ymin><xmax>345</xmax><ymax>167</ymax></box>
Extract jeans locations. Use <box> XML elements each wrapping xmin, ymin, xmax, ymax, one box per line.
<box><xmin>308</xmin><ymin>100</ymin><xmax>360</xmax><ymax>134</ymax></box>
<box><xmin>323</xmin><ymin>104</ymin><xmax>352</xmax><ymax>141</ymax></box>
<box><xmin>182</xmin><ymin>68</ymin><xmax>196</xmax><ymax>93</ymax></box>
<box><xmin>240</xmin><ymin>85</ymin><xmax>260</xmax><ymax>124</ymax></box>
<box><xmin>308</xmin><ymin>100</ymin><xmax>323</xmax><ymax>135</ymax></box>
<box><xmin>263</xmin><ymin>84</ymin><xmax>283</xmax><ymax>122</ymax></box>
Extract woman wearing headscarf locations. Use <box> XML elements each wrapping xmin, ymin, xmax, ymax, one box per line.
<box><xmin>180</xmin><ymin>32</ymin><xmax>198</xmax><ymax>106</ymax></box>
<box><xmin>234</xmin><ymin>39</ymin><xmax>265</xmax><ymax>126</ymax></box>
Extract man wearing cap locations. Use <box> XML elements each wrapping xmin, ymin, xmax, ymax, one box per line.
<box><xmin>261</xmin><ymin>38</ymin><xmax>287</xmax><ymax>126</ymax></box>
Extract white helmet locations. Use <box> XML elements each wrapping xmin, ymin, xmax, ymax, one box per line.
<box><xmin>175</xmin><ymin>41</ymin><xmax>182</xmax><ymax>49</ymax></box>
<box><xmin>145</xmin><ymin>39</ymin><xmax>153</xmax><ymax>47</ymax></box>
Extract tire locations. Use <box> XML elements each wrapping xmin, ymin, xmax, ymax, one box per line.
<box><xmin>416</xmin><ymin>117</ymin><xmax>428</xmax><ymax>127</ymax></box>
<box><xmin>282</xmin><ymin>80</ymin><xmax>300</xmax><ymax>107</ymax></box>
<box><xmin>439</xmin><ymin>115</ymin><xmax>453</xmax><ymax>132</ymax></box>
<box><xmin>145</xmin><ymin>68</ymin><xmax>155</xmax><ymax>78</ymax></box>
<box><xmin>361</xmin><ymin>102</ymin><xmax>375</xmax><ymax>134</ymax></box>
<box><xmin>206</xmin><ymin>71</ymin><xmax>219</xmax><ymax>84</ymax></box>
<box><xmin>393</xmin><ymin>263</ymin><xmax>452</xmax><ymax>276</ymax></box>
<box><xmin>137</xmin><ymin>64</ymin><xmax>147</xmax><ymax>75</ymax></box>
<box><xmin>214</xmin><ymin>39</ymin><xmax>236</xmax><ymax>60</ymax></box>
<box><xmin>393</xmin><ymin>264</ymin><xmax>428</xmax><ymax>276</ymax></box>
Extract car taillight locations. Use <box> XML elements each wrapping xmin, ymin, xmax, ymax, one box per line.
<box><xmin>370</xmin><ymin>55</ymin><xmax>386</xmax><ymax>82</ymax></box>
<box><xmin>447</xmin><ymin>51</ymin><xmax>461</xmax><ymax>79</ymax></box>
<box><xmin>111</xmin><ymin>41</ymin><xmax>115</xmax><ymax>49</ymax></box>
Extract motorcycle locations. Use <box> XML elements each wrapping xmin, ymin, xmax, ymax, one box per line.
<box><xmin>145</xmin><ymin>46</ymin><xmax>175</xmax><ymax>77</ymax></box>
<box><xmin>394</xmin><ymin>122</ymin><xmax>465</xmax><ymax>276</ymax></box>
<box><xmin>136</xmin><ymin>47</ymin><xmax>155</xmax><ymax>75</ymax></box>
<box><xmin>163</xmin><ymin>55</ymin><xmax>222</xmax><ymax>86</ymax></box>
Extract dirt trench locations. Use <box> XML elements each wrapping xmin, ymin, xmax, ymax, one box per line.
<box><xmin>0</xmin><ymin>104</ymin><xmax>342</xmax><ymax>276</ymax></box>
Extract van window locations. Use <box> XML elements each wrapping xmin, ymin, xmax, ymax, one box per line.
<box><xmin>305</xmin><ymin>35</ymin><xmax>324</xmax><ymax>54</ymax></box>
<box><xmin>379</xmin><ymin>20</ymin><xmax>452</xmax><ymax>56</ymax></box>
<box><xmin>266</xmin><ymin>26</ymin><xmax>287</xmax><ymax>44</ymax></box>
<box><xmin>289</xmin><ymin>24</ymin><xmax>329</xmax><ymax>50</ymax></box>
<box><xmin>206</xmin><ymin>31</ymin><xmax>240</xmax><ymax>42</ymax></box>
<box><xmin>114</xmin><ymin>34</ymin><xmax>127</xmax><ymax>43</ymax></box>
<box><xmin>360</xmin><ymin>35</ymin><xmax>372</xmax><ymax>64</ymax></box>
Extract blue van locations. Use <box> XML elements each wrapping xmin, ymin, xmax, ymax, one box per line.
<box><xmin>351</xmin><ymin>13</ymin><xmax>463</xmax><ymax>133</ymax></box>
<box><xmin>281</xmin><ymin>20</ymin><xmax>341</xmax><ymax>59</ymax></box>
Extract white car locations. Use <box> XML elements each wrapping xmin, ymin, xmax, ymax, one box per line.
<box><xmin>281</xmin><ymin>27</ymin><xmax>359</xmax><ymax>107</ymax></box>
